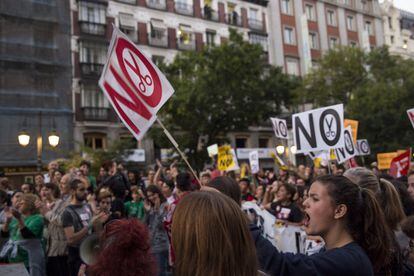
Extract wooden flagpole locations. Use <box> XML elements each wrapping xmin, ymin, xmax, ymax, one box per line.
<box><xmin>156</xmin><ymin>118</ymin><xmax>200</xmax><ymax>184</ymax></box>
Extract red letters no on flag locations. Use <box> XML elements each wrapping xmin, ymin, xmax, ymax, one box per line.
<box><xmin>99</xmin><ymin>27</ymin><xmax>175</xmax><ymax>140</ymax></box>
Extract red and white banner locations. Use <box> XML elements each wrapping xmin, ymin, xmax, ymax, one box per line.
<box><xmin>99</xmin><ymin>28</ymin><xmax>175</xmax><ymax>140</ymax></box>
<box><xmin>389</xmin><ymin>149</ymin><xmax>411</xmax><ymax>178</ymax></box>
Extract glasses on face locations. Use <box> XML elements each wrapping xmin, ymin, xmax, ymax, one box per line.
<box><xmin>78</xmin><ymin>188</ymin><xmax>86</xmax><ymax>192</ymax></box>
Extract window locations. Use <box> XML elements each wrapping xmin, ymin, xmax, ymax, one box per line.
<box><xmin>281</xmin><ymin>0</ymin><xmax>292</xmax><ymax>15</ymax></box>
<box><xmin>249</xmin><ymin>8</ymin><xmax>258</xmax><ymax>20</ymax></box>
<box><xmin>347</xmin><ymin>15</ymin><xmax>355</xmax><ymax>31</ymax></box>
<box><xmin>119</xmin><ymin>13</ymin><xmax>137</xmax><ymax>42</ymax></box>
<box><xmin>206</xmin><ymin>30</ymin><xmax>216</xmax><ymax>46</ymax></box>
<box><xmin>249</xmin><ymin>33</ymin><xmax>268</xmax><ymax>51</ymax></box>
<box><xmin>390</xmin><ymin>35</ymin><xmax>394</xmax><ymax>44</ymax></box>
<box><xmin>150</xmin><ymin>20</ymin><xmax>166</xmax><ymax>39</ymax></box>
<box><xmin>343</xmin><ymin>0</ymin><xmax>351</xmax><ymax>6</ymax></box>
<box><xmin>365</xmin><ymin>21</ymin><xmax>373</xmax><ymax>35</ymax></box>
<box><xmin>286</xmin><ymin>58</ymin><xmax>300</xmax><ymax>76</ymax></box>
<box><xmin>178</xmin><ymin>25</ymin><xmax>193</xmax><ymax>44</ymax></box>
<box><xmin>81</xmin><ymin>84</ymin><xmax>109</xmax><ymax>108</ymax></box>
<box><xmin>152</xmin><ymin>55</ymin><xmax>165</xmax><ymax>66</ymax></box>
<box><xmin>361</xmin><ymin>0</ymin><xmax>370</xmax><ymax>12</ymax></box>
<box><xmin>259</xmin><ymin>138</ymin><xmax>269</xmax><ymax>148</ymax></box>
<box><xmin>284</xmin><ymin>27</ymin><xmax>295</xmax><ymax>45</ymax></box>
<box><xmin>305</xmin><ymin>4</ymin><xmax>316</xmax><ymax>21</ymax></box>
<box><xmin>329</xmin><ymin>37</ymin><xmax>338</xmax><ymax>48</ymax></box>
<box><xmin>84</xmin><ymin>133</ymin><xmax>107</xmax><ymax>150</ymax></box>
<box><xmin>327</xmin><ymin>10</ymin><xmax>336</xmax><ymax>26</ymax></box>
<box><xmin>79</xmin><ymin>41</ymin><xmax>107</xmax><ymax>64</ymax></box>
<box><xmin>309</xmin><ymin>32</ymin><xmax>318</xmax><ymax>49</ymax></box>
<box><xmin>388</xmin><ymin>16</ymin><xmax>393</xmax><ymax>30</ymax></box>
<box><xmin>79</xmin><ymin>1</ymin><xmax>106</xmax><ymax>24</ymax></box>
<box><xmin>235</xmin><ymin>137</ymin><xmax>247</xmax><ymax>148</ymax></box>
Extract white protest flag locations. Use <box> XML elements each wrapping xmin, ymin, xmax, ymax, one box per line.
<box><xmin>334</xmin><ymin>126</ymin><xmax>357</xmax><ymax>164</ymax></box>
<box><xmin>292</xmin><ymin>104</ymin><xmax>345</xmax><ymax>154</ymax></box>
<box><xmin>270</xmin><ymin>117</ymin><xmax>288</xmax><ymax>139</ymax></box>
<box><xmin>249</xmin><ymin>150</ymin><xmax>260</xmax><ymax>174</ymax></box>
<box><xmin>99</xmin><ymin>27</ymin><xmax>175</xmax><ymax>140</ymax></box>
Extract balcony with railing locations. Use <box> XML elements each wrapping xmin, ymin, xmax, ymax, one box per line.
<box><xmin>248</xmin><ymin>18</ymin><xmax>264</xmax><ymax>31</ymax></box>
<box><xmin>202</xmin><ymin>6</ymin><xmax>219</xmax><ymax>21</ymax></box>
<box><xmin>80</xmin><ymin>63</ymin><xmax>104</xmax><ymax>77</ymax></box>
<box><xmin>146</xmin><ymin>0</ymin><xmax>166</xmax><ymax>10</ymax></box>
<box><xmin>82</xmin><ymin>107</ymin><xmax>109</xmax><ymax>121</ymax></box>
<box><xmin>177</xmin><ymin>39</ymin><xmax>196</xmax><ymax>51</ymax></box>
<box><xmin>79</xmin><ymin>21</ymin><xmax>106</xmax><ymax>36</ymax></box>
<box><xmin>149</xmin><ymin>34</ymin><xmax>168</xmax><ymax>47</ymax></box>
<box><xmin>226</xmin><ymin>13</ymin><xmax>242</xmax><ymax>26</ymax></box>
<box><xmin>175</xmin><ymin>2</ymin><xmax>193</xmax><ymax>16</ymax></box>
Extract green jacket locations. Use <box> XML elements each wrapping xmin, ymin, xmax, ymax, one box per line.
<box><xmin>8</xmin><ymin>214</ymin><xmax>44</xmax><ymax>266</ymax></box>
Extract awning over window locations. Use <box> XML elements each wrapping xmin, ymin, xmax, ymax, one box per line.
<box><xmin>119</xmin><ymin>13</ymin><xmax>135</xmax><ymax>29</ymax></box>
<box><xmin>150</xmin><ymin>19</ymin><xmax>166</xmax><ymax>29</ymax></box>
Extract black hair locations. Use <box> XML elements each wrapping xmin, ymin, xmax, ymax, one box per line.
<box><xmin>0</xmin><ymin>189</ymin><xmax>8</xmax><ymax>204</ymax></box>
<box><xmin>176</xmin><ymin>172</ymin><xmax>192</xmax><ymax>192</ymax></box>
<box><xmin>208</xmin><ymin>176</ymin><xmax>241</xmax><ymax>205</ymax></box>
<box><xmin>69</xmin><ymin>178</ymin><xmax>83</xmax><ymax>191</ymax></box>
<box><xmin>80</xmin><ymin>160</ymin><xmax>91</xmax><ymax>169</ymax></box>
<box><xmin>146</xmin><ymin>185</ymin><xmax>166</xmax><ymax>203</ymax></box>
<box><xmin>315</xmin><ymin>175</ymin><xmax>398</xmax><ymax>273</ymax></box>
<box><xmin>164</xmin><ymin>179</ymin><xmax>175</xmax><ymax>191</ymax></box>
<box><xmin>239</xmin><ymin>178</ymin><xmax>250</xmax><ymax>185</ymax></box>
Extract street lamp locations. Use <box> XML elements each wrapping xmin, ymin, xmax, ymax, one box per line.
<box><xmin>18</xmin><ymin>131</ymin><xmax>30</xmax><ymax>147</ymax></box>
<box><xmin>17</xmin><ymin>112</ymin><xmax>60</xmax><ymax>172</ymax></box>
<box><xmin>290</xmin><ymin>146</ymin><xmax>297</xmax><ymax>155</ymax></box>
<box><xmin>48</xmin><ymin>131</ymin><xmax>60</xmax><ymax>148</ymax></box>
<box><xmin>276</xmin><ymin>145</ymin><xmax>285</xmax><ymax>155</ymax></box>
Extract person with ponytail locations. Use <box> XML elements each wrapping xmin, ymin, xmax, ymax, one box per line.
<box><xmin>260</xmin><ymin>175</ymin><xmax>394</xmax><ymax>276</ymax></box>
<box><xmin>87</xmin><ymin>219</ymin><xmax>156</xmax><ymax>276</ymax></box>
<box><xmin>344</xmin><ymin>167</ymin><xmax>406</xmax><ymax>231</ymax></box>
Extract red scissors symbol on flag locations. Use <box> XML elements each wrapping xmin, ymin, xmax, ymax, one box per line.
<box><xmin>125</xmin><ymin>52</ymin><xmax>153</xmax><ymax>93</ymax></box>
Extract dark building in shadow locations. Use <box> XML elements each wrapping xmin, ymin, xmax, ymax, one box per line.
<box><xmin>0</xmin><ymin>0</ymin><xmax>73</xmax><ymax>184</ymax></box>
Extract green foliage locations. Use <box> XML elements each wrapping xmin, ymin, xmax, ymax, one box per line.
<box><xmin>58</xmin><ymin>139</ymin><xmax>135</xmax><ymax>176</ymax></box>
<box><xmin>154</xmin><ymin>29</ymin><xmax>298</xmax><ymax>169</ymax></box>
<box><xmin>296</xmin><ymin>46</ymin><xmax>414</xmax><ymax>159</ymax></box>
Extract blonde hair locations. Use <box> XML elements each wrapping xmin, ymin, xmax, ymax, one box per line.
<box><xmin>172</xmin><ymin>191</ymin><xmax>258</xmax><ymax>276</ymax></box>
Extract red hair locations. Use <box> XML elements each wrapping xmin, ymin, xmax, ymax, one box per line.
<box><xmin>88</xmin><ymin>219</ymin><xmax>156</xmax><ymax>276</ymax></box>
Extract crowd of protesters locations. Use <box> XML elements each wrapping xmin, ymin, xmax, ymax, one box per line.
<box><xmin>0</xmin><ymin>157</ymin><xmax>414</xmax><ymax>275</ymax></box>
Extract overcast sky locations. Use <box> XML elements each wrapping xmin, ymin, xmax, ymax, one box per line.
<box><xmin>379</xmin><ymin>0</ymin><xmax>414</xmax><ymax>13</ymax></box>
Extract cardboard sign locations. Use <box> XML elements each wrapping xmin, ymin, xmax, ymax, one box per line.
<box><xmin>226</xmin><ymin>149</ymin><xmax>240</xmax><ymax>171</ymax></box>
<box><xmin>207</xmin><ymin>144</ymin><xmax>218</xmax><ymax>157</ymax></box>
<box><xmin>334</xmin><ymin>126</ymin><xmax>357</xmax><ymax>164</ymax></box>
<box><xmin>407</xmin><ymin>108</ymin><xmax>414</xmax><ymax>129</ymax></box>
<box><xmin>389</xmin><ymin>149</ymin><xmax>411</xmax><ymax>178</ymax></box>
<box><xmin>249</xmin><ymin>150</ymin><xmax>260</xmax><ymax>174</ymax></box>
<box><xmin>344</xmin><ymin>119</ymin><xmax>358</xmax><ymax>142</ymax></box>
<box><xmin>292</xmin><ymin>104</ymin><xmax>344</xmax><ymax>154</ymax></box>
<box><xmin>377</xmin><ymin>152</ymin><xmax>399</xmax><ymax>170</ymax></box>
<box><xmin>356</xmin><ymin>139</ymin><xmax>370</xmax><ymax>156</ymax></box>
<box><xmin>218</xmin><ymin>145</ymin><xmax>235</xmax><ymax>171</ymax></box>
<box><xmin>270</xmin><ymin>117</ymin><xmax>288</xmax><ymax>139</ymax></box>
<box><xmin>99</xmin><ymin>28</ymin><xmax>174</xmax><ymax>140</ymax></box>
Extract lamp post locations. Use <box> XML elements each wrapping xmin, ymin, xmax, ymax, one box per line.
<box><xmin>18</xmin><ymin>111</ymin><xmax>60</xmax><ymax>172</ymax></box>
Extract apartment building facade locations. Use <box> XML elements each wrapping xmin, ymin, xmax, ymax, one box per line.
<box><xmin>0</xmin><ymin>0</ymin><xmax>72</xmax><ymax>179</ymax></box>
<box><xmin>381</xmin><ymin>0</ymin><xmax>414</xmax><ymax>59</ymax></box>
<box><xmin>70</xmin><ymin>0</ymin><xmax>270</xmax><ymax>164</ymax></box>
<box><xmin>268</xmin><ymin>0</ymin><xmax>384</xmax><ymax>76</ymax></box>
